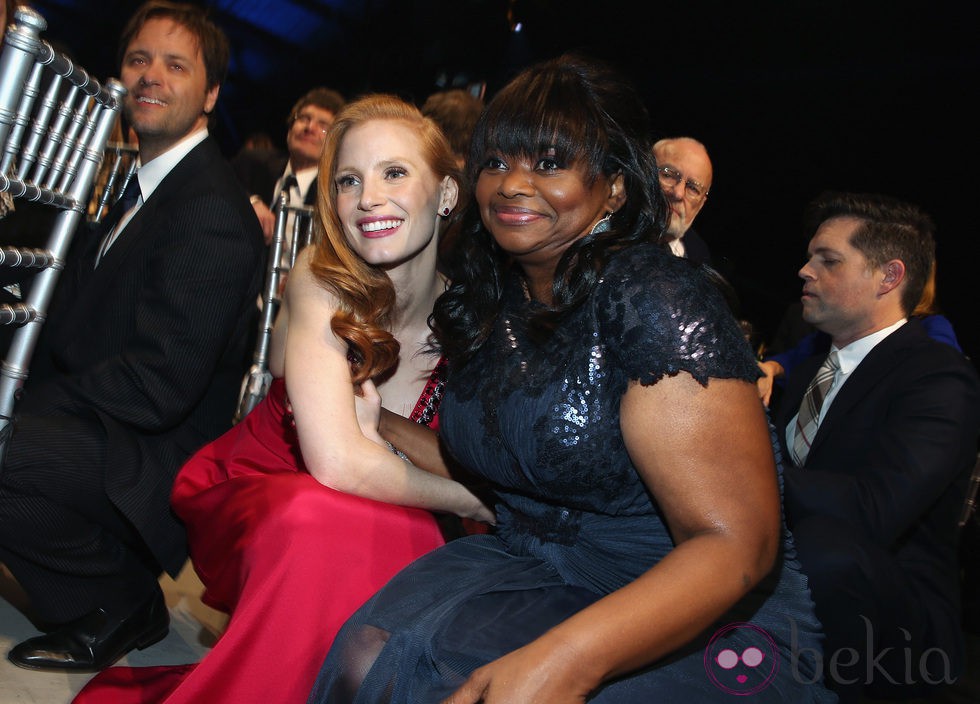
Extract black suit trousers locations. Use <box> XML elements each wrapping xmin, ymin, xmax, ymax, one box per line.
<box><xmin>0</xmin><ymin>414</ymin><xmax>158</xmax><ymax>623</ymax></box>
<box><xmin>792</xmin><ymin>515</ymin><xmax>957</xmax><ymax>703</ymax></box>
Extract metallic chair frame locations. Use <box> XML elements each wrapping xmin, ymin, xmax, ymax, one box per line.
<box><xmin>0</xmin><ymin>7</ymin><xmax>125</xmax><ymax>460</ymax></box>
<box><xmin>88</xmin><ymin>141</ymin><xmax>139</xmax><ymax>224</ymax></box>
<box><xmin>233</xmin><ymin>190</ymin><xmax>315</xmax><ymax>423</ymax></box>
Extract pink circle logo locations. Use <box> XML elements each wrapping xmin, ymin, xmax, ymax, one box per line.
<box><xmin>703</xmin><ymin>622</ymin><xmax>780</xmax><ymax>695</ymax></box>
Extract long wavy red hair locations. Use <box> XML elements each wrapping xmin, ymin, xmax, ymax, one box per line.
<box><xmin>308</xmin><ymin>94</ymin><xmax>462</xmax><ymax>384</ymax></box>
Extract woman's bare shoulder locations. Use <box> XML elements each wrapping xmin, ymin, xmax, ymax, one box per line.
<box><xmin>286</xmin><ymin>247</ymin><xmax>340</xmax><ymax>310</ymax></box>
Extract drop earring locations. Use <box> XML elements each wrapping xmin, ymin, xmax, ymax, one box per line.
<box><xmin>590</xmin><ymin>212</ymin><xmax>612</xmax><ymax>235</ymax></box>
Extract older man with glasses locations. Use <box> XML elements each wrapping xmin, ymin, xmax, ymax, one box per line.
<box><xmin>652</xmin><ymin>136</ymin><xmax>713</xmax><ymax>266</ymax></box>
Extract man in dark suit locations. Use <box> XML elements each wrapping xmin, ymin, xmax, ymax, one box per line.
<box><xmin>238</xmin><ymin>86</ymin><xmax>345</xmax><ymax>245</ymax></box>
<box><xmin>774</xmin><ymin>191</ymin><xmax>980</xmax><ymax>702</ymax></box>
<box><xmin>0</xmin><ymin>0</ymin><xmax>264</xmax><ymax>671</ymax></box>
<box><xmin>652</xmin><ymin>136</ymin><xmax>713</xmax><ymax>266</ymax></box>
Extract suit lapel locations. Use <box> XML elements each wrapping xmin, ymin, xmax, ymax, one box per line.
<box><xmin>51</xmin><ymin>139</ymin><xmax>219</xmax><ymax>344</ymax></box>
<box><xmin>807</xmin><ymin>322</ymin><xmax>923</xmax><ymax>457</ymax></box>
<box><xmin>97</xmin><ymin>137</ymin><xmax>219</xmax><ymax>271</ymax></box>
<box><xmin>94</xmin><ymin>200</ymin><xmax>152</xmax><ymax>278</ymax></box>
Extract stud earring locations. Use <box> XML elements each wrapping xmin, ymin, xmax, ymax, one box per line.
<box><xmin>441</xmin><ymin>207</ymin><xmax>450</xmax><ymax>216</ymax></box>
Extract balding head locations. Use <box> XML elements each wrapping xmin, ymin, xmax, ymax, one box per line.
<box><xmin>653</xmin><ymin>137</ymin><xmax>713</xmax><ymax>240</ymax></box>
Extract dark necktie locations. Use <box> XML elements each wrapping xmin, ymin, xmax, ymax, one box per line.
<box><xmin>279</xmin><ymin>174</ymin><xmax>298</xmax><ymax>203</ymax></box>
<box><xmin>304</xmin><ymin>176</ymin><xmax>318</xmax><ymax>205</ymax></box>
<box><xmin>116</xmin><ymin>175</ymin><xmax>143</xmax><ymax>212</ymax></box>
<box><xmin>97</xmin><ymin>175</ymin><xmax>141</xmax><ymax>264</ymax></box>
<box><xmin>791</xmin><ymin>350</ymin><xmax>840</xmax><ymax>465</ymax></box>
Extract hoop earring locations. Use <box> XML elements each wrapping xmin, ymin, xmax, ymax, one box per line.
<box><xmin>590</xmin><ymin>211</ymin><xmax>612</xmax><ymax>235</ymax></box>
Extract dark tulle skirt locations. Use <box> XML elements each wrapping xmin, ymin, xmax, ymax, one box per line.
<box><xmin>309</xmin><ymin>533</ymin><xmax>837</xmax><ymax>703</ymax></box>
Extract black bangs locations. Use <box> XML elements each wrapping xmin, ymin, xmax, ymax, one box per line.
<box><xmin>468</xmin><ymin>59</ymin><xmax>609</xmax><ymax>182</ymax></box>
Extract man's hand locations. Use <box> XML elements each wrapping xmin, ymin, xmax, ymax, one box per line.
<box><xmin>250</xmin><ymin>197</ymin><xmax>276</xmax><ymax>244</ymax></box>
<box><xmin>756</xmin><ymin>360</ymin><xmax>784</xmax><ymax>407</ymax></box>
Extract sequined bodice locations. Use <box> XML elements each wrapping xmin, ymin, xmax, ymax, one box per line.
<box><xmin>440</xmin><ymin>244</ymin><xmax>760</xmax><ymax>589</ymax></box>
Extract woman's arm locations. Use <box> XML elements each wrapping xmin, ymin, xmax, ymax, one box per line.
<box><xmin>353</xmin><ymin>380</ymin><xmax>467</xmax><ymax>479</ymax></box>
<box><xmin>356</xmin><ymin>381</ymin><xmax>496</xmax><ymax>530</ymax></box>
<box><xmin>445</xmin><ymin>374</ymin><xmax>780</xmax><ymax>704</ymax></box>
<box><xmin>377</xmin><ymin>406</ymin><xmax>456</xmax><ymax>479</ymax></box>
<box><xmin>283</xmin><ymin>254</ymin><xmax>494</xmax><ymax>524</ymax></box>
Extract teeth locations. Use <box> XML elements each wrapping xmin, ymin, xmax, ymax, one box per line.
<box><xmin>361</xmin><ymin>219</ymin><xmax>401</xmax><ymax>233</ymax></box>
<box><xmin>137</xmin><ymin>97</ymin><xmax>165</xmax><ymax>105</ymax></box>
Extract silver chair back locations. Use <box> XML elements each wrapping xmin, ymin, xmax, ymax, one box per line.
<box><xmin>88</xmin><ymin>141</ymin><xmax>139</xmax><ymax>224</ymax></box>
<box><xmin>233</xmin><ymin>190</ymin><xmax>315</xmax><ymax>423</ymax></box>
<box><xmin>0</xmin><ymin>7</ymin><xmax>125</xmax><ymax>459</ymax></box>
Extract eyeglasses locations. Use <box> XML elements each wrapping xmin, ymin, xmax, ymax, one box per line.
<box><xmin>658</xmin><ymin>165</ymin><xmax>709</xmax><ymax>204</ymax></box>
<box><xmin>292</xmin><ymin>112</ymin><xmax>332</xmax><ymax>135</ymax></box>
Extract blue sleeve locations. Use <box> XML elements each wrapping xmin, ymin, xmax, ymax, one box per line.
<box><xmin>920</xmin><ymin>314</ymin><xmax>962</xmax><ymax>353</ymax></box>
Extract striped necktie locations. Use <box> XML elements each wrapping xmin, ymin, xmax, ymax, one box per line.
<box><xmin>791</xmin><ymin>350</ymin><xmax>840</xmax><ymax>466</ymax></box>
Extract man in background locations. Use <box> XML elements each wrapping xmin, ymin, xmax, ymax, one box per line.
<box><xmin>0</xmin><ymin>0</ymin><xmax>264</xmax><ymax>672</ymax></box>
<box><xmin>652</xmin><ymin>136</ymin><xmax>713</xmax><ymax>265</ymax></box>
<box><xmin>241</xmin><ymin>87</ymin><xmax>345</xmax><ymax>244</ymax></box>
<box><xmin>775</xmin><ymin>191</ymin><xmax>979</xmax><ymax>701</ymax></box>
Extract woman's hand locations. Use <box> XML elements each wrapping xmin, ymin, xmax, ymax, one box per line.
<box><xmin>354</xmin><ymin>379</ymin><xmax>495</xmax><ymax>525</ymax></box>
<box><xmin>458</xmin><ymin>491</ymin><xmax>496</xmax><ymax>526</ymax></box>
<box><xmin>353</xmin><ymin>378</ymin><xmax>384</xmax><ymax>445</ymax></box>
<box><xmin>442</xmin><ymin>636</ymin><xmax>592</xmax><ymax>704</ymax></box>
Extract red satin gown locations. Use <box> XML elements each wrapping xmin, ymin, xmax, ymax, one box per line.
<box><xmin>73</xmin><ymin>363</ymin><xmax>449</xmax><ymax>703</ymax></box>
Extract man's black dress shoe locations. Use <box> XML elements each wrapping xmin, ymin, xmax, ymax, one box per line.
<box><xmin>7</xmin><ymin>587</ymin><xmax>169</xmax><ymax>672</ymax></box>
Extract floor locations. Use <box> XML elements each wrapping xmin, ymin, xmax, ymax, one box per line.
<box><xmin>0</xmin><ymin>562</ymin><xmax>223</xmax><ymax>703</ymax></box>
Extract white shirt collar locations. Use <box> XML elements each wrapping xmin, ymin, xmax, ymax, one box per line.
<box><xmin>787</xmin><ymin>317</ymin><xmax>907</xmax><ymax>451</ymax></box>
<box><xmin>668</xmin><ymin>236</ymin><xmax>686</xmax><ymax>257</ymax></box>
<box><xmin>281</xmin><ymin>164</ymin><xmax>318</xmax><ymax>199</ymax></box>
<box><xmin>136</xmin><ymin>128</ymin><xmax>209</xmax><ymax>201</ymax></box>
<box><xmin>817</xmin><ymin>317</ymin><xmax>907</xmax><ymax>420</ymax></box>
<box><xmin>832</xmin><ymin>318</ymin><xmax>908</xmax><ymax>375</ymax></box>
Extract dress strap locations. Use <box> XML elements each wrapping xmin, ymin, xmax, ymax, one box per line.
<box><xmin>409</xmin><ymin>356</ymin><xmax>448</xmax><ymax>428</ymax></box>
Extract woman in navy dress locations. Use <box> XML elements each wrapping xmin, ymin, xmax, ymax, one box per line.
<box><xmin>311</xmin><ymin>54</ymin><xmax>836</xmax><ymax>703</ymax></box>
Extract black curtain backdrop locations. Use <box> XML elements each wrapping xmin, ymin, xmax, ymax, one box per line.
<box><xmin>26</xmin><ymin>0</ymin><xmax>980</xmax><ymax>363</ymax></box>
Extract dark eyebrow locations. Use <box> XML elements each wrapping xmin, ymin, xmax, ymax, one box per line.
<box><xmin>808</xmin><ymin>245</ymin><xmax>843</xmax><ymax>257</ymax></box>
<box><xmin>123</xmin><ymin>48</ymin><xmax>195</xmax><ymax>64</ymax></box>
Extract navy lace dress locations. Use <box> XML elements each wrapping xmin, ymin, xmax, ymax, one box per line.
<box><xmin>310</xmin><ymin>243</ymin><xmax>836</xmax><ymax>703</ymax></box>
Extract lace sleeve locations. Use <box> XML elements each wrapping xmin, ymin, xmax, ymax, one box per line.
<box><xmin>596</xmin><ymin>246</ymin><xmax>760</xmax><ymax>387</ymax></box>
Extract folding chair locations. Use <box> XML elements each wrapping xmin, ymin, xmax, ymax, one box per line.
<box><xmin>88</xmin><ymin>141</ymin><xmax>139</xmax><ymax>224</ymax></box>
<box><xmin>0</xmin><ymin>7</ymin><xmax>125</xmax><ymax>461</ymax></box>
<box><xmin>233</xmin><ymin>189</ymin><xmax>315</xmax><ymax>423</ymax></box>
